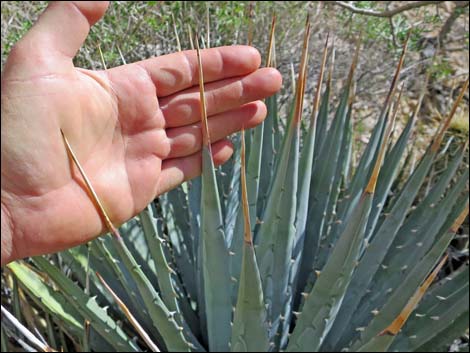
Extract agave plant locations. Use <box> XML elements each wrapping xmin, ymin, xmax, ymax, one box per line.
<box><xmin>3</xmin><ymin>16</ymin><xmax>469</xmax><ymax>353</ymax></box>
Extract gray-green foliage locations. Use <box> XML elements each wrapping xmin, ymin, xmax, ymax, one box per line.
<box><xmin>5</xmin><ymin>20</ymin><xmax>469</xmax><ymax>353</ymax></box>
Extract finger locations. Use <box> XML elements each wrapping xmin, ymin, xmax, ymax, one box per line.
<box><xmin>160</xmin><ymin>67</ymin><xmax>281</xmax><ymax>128</ymax></box>
<box><xmin>157</xmin><ymin>139</ymin><xmax>234</xmax><ymax>195</ymax></box>
<box><xmin>13</xmin><ymin>1</ymin><xmax>109</xmax><ymax>59</ymax></box>
<box><xmin>166</xmin><ymin>101</ymin><xmax>266</xmax><ymax>159</ymax></box>
<box><xmin>134</xmin><ymin>46</ymin><xmax>261</xmax><ymax>97</ymax></box>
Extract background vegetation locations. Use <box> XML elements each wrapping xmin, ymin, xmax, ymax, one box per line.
<box><xmin>1</xmin><ymin>1</ymin><xmax>469</xmax><ymax>352</ymax></box>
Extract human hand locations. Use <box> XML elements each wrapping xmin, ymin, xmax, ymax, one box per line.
<box><xmin>0</xmin><ymin>1</ymin><xmax>282</xmax><ymax>265</ymax></box>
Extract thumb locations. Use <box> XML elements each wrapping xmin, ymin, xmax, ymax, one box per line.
<box><xmin>18</xmin><ymin>1</ymin><xmax>109</xmax><ymax>59</ymax></box>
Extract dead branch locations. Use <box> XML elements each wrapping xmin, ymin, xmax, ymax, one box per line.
<box><xmin>331</xmin><ymin>1</ymin><xmax>445</xmax><ymax>18</ymax></box>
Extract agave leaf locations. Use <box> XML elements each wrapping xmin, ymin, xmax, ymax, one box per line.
<box><xmin>8</xmin><ymin>262</ymin><xmax>84</xmax><ymax>337</ymax></box>
<box><xmin>329</xmin><ymin>95</ymin><xmax>385</xmax><ymax>237</ymax></box>
<box><xmin>364</xmin><ymin>85</ymin><xmax>409</xmax><ymax>242</ymax></box>
<box><xmin>160</xmin><ymin>189</ymin><xmax>198</xmax><ymax>303</ymax></box>
<box><xmin>229</xmin><ymin>19</ymin><xmax>277</xmax><ymax>307</ymax></box>
<box><xmin>229</xmin><ymin>209</ymin><xmax>245</xmax><ymax>307</ymax></box>
<box><xmin>60</xmin><ymin>129</ymin><xmax>192</xmax><ymax>352</ymax></box>
<box><xmin>1</xmin><ymin>324</ymin><xmax>7</xmax><ymax>352</ymax></box>
<box><xmin>188</xmin><ymin>177</ymin><xmax>201</xmax><ymax>254</ymax></box>
<box><xmin>139</xmin><ymin>207</ymin><xmax>179</xmax><ymax>314</ymax></box>
<box><xmin>256</xmin><ymin>94</ymin><xmax>280</xmax><ymax>225</ymax></box>
<box><xmin>285</xmin><ymin>34</ymin><xmax>329</xmax><ymax>348</ymax></box>
<box><xmin>256</xmin><ymin>19</ymin><xmax>309</xmax><ymax>341</ymax></box>
<box><xmin>413</xmin><ymin>265</ymin><xmax>469</xmax><ymax>314</ymax></box>
<box><xmin>328</xmin><ymin>148</ymin><xmax>437</xmax><ymax>349</ymax></box>
<box><xmin>313</xmin><ymin>81</ymin><xmax>331</xmax><ymax>162</ymax></box>
<box><xmin>96</xmin><ymin>272</ymin><xmax>161</xmax><ymax>352</ymax></box>
<box><xmin>296</xmin><ymin>40</ymin><xmax>358</xmax><ymax>305</ymax></box>
<box><xmin>380</xmin><ymin>145</ymin><xmax>467</xmax><ymax>259</ymax></box>
<box><xmin>348</xmin><ymin>170</ymin><xmax>469</xmax><ymax>339</ymax></box>
<box><xmin>120</xmin><ymin>218</ymin><xmax>158</xmax><ymax>274</ymax></box>
<box><xmin>216</xmin><ymin>165</ymin><xmax>229</xmax><ymax>219</ymax></box>
<box><xmin>230</xmin><ymin>131</ymin><xmax>269</xmax><ymax>352</ymax></box>
<box><xmin>355</xmin><ymin>254</ymin><xmax>448</xmax><ymax>352</ymax></box>
<box><xmin>257</xmin><ymin>94</ymin><xmax>300</xmax><ymax>339</ymax></box>
<box><xmin>328</xmin><ymin>79</ymin><xmax>469</xmax><ymax>349</ymax></box>
<box><xmin>356</xmin><ymin>334</ymin><xmax>395</xmax><ymax>352</ymax></box>
<box><xmin>61</xmin><ymin>246</ymin><xmax>122</xmax><ymax>316</ymax></box>
<box><xmin>196</xmin><ymin>36</ymin><xmax>232</xmax><ymax>352</ymax></box>
<box><xmin>332</xmin><ymin>99</ymin><xmax>354</xmax><ymax>210</ymax></box>
<box><xmin>140</xmin><ymin>205</ymin><xmax>202</xmax><ymax>342</ymax></box>
<box><xmin>293</xmin><ymin>33</ymin><xmax>329</xmax><ymax>274</ymax></box>
<box><xmin>231</xmin><ymin>243</ymin><xmax>270</xmax><ymax>352</ymax></box>
<box><xmin>364</xmin><ymin>70</ymin><xmax>431</xmax><ymax>241</ymax></box>
<box><xmin>326</xmin><ymin>36</ymin><xmax>409</xmax><ymax>261</ymax></box>
<box><xmin>353</xmin><ymin>148</ymin><xmax>468</xmax><ymax>305</ymax></box>
<box><xmin>313</xmin><ymin>42</ymin><xmax>334</xmax><ymax>162</ymax></box>
<box><xmin>111</xmin><ymin>236</ymin><xmax>193</xmax><ymax>352</ymax></box>
<box><xmin>351</xmin><ymin>206</ymin><xmax>468</xmax><ymax>350</ymax></box>
<box><xmin>391</xmin><ymin>267</ymin><xmax>469</xmax><ymax>352</ymax></box>
<box><xmin>189</xmin><ymin>176</ymin><xmax>205</xmax><ymax>338</ymax></box>
<box><xmin>94</xmin><ymin>235</ymin><xmax>152</xmax><ymax>321</ymax></box>
<box><xmin>412</xmin><ymin>309</ymin><xmax>469</xmax><ymax>352</ymax></box>
<box><xmin>295</xmin><ymin>83</ymin><xmax>333</xmax><ymax>283</ymax></box>
<box><xmin>85</xmin><ymin>234</ymin><xmax>159</xmax><ymax>339</ymax></box>
<box><xmin>32</xmin><ymin>256</ymin><xmax>140</xmax><ymax>352</ymax></box>
<box><xmin>140</xmin><ymin>205</ymin><xmax>203</xmax><ymax>344</ymax></box>
<box><xmin>287</xmin><ymin>191</ymin><xmax>374</xmax><ymax>352</ymax></box>
<box><xmin>291</xmin><ymin>58</ymin><xmax>404</xmax><ymax>350</ymax></box>
<box><xmin>11</xmin><ymin>274</ymin><xmax>22</xmax><ymax>325</ymax></box>
<box><xmin>380</xmin><ymin>167</ymin><xmax>468</xmax><ymax>279</ymax></box>
<box><xmin>257</xmin><ymin>18</ymin><xmax>280</xmax><ymax>227</ymax></box>
<box><xmin>200</xmin><ymin>146</ymin><xmax>232</xmax><ymax>351</ymax></box>
<box><xmin>44</xmin><ymin>313</ymin><xmax>58</xmax><ymax>350</ymax></box>
<box><xmin>245</xmin><ymin>87</ymin><xmax>264</xmax><ymax>227</ymax></box>
<box><xmin>246</xmin><ymin>15</ymin><xmax>276</xmax><ymax>230</ymax></box>
<box><xmin>225</xmin><ymin>133</ymin><xmax>242</xmax><ymax>246</ymax></box>
<box><xmin>312</xmin><ymin>101</ymin><xmax>354</xmax><ymax>274</ymax></box>
<box><xmin>164</xmin><ymin>186</ymin><xmax>194</xmax><ymax>261</ymax></box>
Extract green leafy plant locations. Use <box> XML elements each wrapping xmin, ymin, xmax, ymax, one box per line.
<box><xmin>3</xmin><ymin>16</ymin><xmax>469</xmax><ymax>353</ymax></box>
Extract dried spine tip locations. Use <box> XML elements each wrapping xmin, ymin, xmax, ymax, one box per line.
<box><xmin>265</xmin><ymin>14</ymin><xmax>276</xmax><ymax>68</ymax></box>
<box><xmin>240</xmin><ymin>130</ymin><xmax>253</xmax><ymax>245</ymax></box>
<box><xmin>431</xmin><ymin>78</ymin><xmax>469</xmax><ymax>152</ymax></box>
<box><xmin>246</xmin><ymin>4</ymin><xmax>254</xmax><ymax>47</ymax></box>
<box><xmin>310</xmin><ymin>33</ymin><xmax>329</xmax><ymax>126</ymax></box>
<box><xmin>292</xmin><ymin>18</ymin><xmax>311</xmax><ymax>125</ymax></box>
<box><xmin>96</xmin><ymin>272</ymin><xmax>160</xmax><ymax>352</ymax></box>
<box><xmin>450</xmin><ymin>204</ymin><xmax>469</xmax><ymax>233</ymax></box>
<box><xmin>380</xmin><ymin>255</ymin><xmax>448</xmax><ymax>336</ymax></box>
<box><xmin>365</xmin><ymin>36</ymin><xmax>409</xmax><ymax>195</ymax></box>
<box><xmin>327</xmin><ymin>36</ymin><xmax>336</xmax><ymax>87</ymax></box>
<box><xmin>346</xmin><ymin>35</ymin><xmax>361</xmax><ymax>85</ymax></box>
<box><xmin>364</xmin><ymin>84</ymin><xmax>404</xmax><ymax>194</ymax></box>
<box><xmin>60</xmin><ymin>129</ymin><xmax>119</xmax><ymax>238</ymax></box>
<box><xmin>195</xmin><ymin>34</ymin><xmax>210</xmax><ymax>148</ymax></box>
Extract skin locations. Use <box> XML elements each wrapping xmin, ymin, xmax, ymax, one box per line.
<box><xmin>0</xmin><ymin>1</ymin><xmax>282</xmax><ymax>265</ymax></box>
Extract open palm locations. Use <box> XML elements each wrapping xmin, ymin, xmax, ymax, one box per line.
<box><xmin>0</xmin><ymin>1</ymin><xmax>281</xmax><ymax>264</ymax></box>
